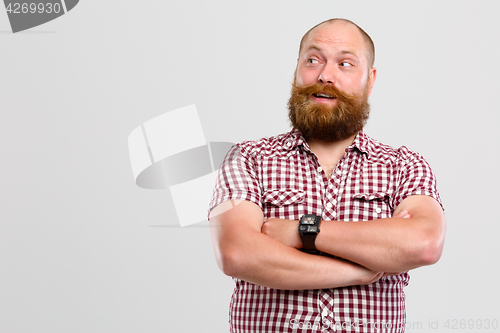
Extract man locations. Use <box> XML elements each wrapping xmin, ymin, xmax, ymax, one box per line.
<box><xmin>209</xmin><ymin>18</ymin><xmax>445</xmax><ymax>333</ymax></box>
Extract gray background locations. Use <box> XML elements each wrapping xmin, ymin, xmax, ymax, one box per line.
<box><xmin>1</xmin><ymin>1</ymin><xmax>499</xmax><ymax>332</ymax></box>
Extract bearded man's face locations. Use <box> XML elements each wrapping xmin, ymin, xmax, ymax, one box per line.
<box><xmin>290</xmin><ymin>20</ymin><xmax>376</xmax><ymax>142</ymax></box>
<box><xmin>288</xmin><ymin>81</ymin><xmax>370</xmax><ymax>142</ymax></box>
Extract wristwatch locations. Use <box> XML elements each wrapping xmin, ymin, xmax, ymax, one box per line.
<box><xmin>298</xmin><ymin>214</ymin><xmax>321</xmax><ymax>254</ymax></box>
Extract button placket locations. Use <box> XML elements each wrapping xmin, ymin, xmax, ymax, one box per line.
<box><xmin>324</xmin><ymin>162</ymin><xmax>342</xmax><ymax>219</ymax></box>
<box><xmin>329</xmin><ymin>156</ymin><xmax>351</xmax><ymax>220</ymax></box>
<box><xmin>320</xmin><ymin>307</ymin><xmax>334</xmax><ymax>331</ymax></box>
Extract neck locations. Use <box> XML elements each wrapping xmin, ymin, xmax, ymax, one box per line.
<box><xmin>307</xmin><ymin>132</ymin><xmax>358</xmax><ymax>156</ymax></box>
<box><xmin>307</xmin><ymin>132</ymin><xmax>358</xmax><ymax>179</ymax></box>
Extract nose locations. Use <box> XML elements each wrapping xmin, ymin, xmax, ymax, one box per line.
<box><xmin>318</xmin><ymin>63</ymin><xmax>336</xmax><ymax>85</ymax></box>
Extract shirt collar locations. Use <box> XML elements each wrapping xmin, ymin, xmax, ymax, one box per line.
<box><xmin>285</xmin><ymin>128</ymin><xmax>373</xmax><ymax>157</ymax></box>
<box><xmin>348</xmin><ymin>129</ymin><xmax>371</xmax><ymax>157</ymax></box>
<box><xmin>283</xmin><ymin>128</ymin><xmax>307</xmax><ymax>151</ymax></box>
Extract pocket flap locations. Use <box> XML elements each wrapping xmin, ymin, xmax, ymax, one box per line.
<box><xmin>352</xmin><ymin>192</ymin><xmax>389</xmax><ymax>201</ymax></box>
<box><xmin>263</xmin><ymin>189</ymin><xmax>305</xmax><ymax>207</ymax></box>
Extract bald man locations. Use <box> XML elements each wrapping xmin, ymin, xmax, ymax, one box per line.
<box><xmin>209</xmin><ymin>18</ymin><xmax>445</xmax><ymax>333</ymax></box>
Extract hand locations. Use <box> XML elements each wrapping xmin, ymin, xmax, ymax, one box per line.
<box><xmin>393</xmin><ymin>210</ymin><xmax>411</xmax><ymax>219</ymax></box>
<box><xmin>261</xmin><ymin>218</ymin><xmax>302</xmax><ymax>249</ymax></box>
<box><xmin>350</xmin><ymin>262</ymin><xmax>384</xmax><ymax>285</ymax></box>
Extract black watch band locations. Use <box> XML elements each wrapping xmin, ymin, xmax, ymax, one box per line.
<box><xmin>298</xmin><ymin>214</ymin><xmax>321</xmax><ymax>254</ymax></box>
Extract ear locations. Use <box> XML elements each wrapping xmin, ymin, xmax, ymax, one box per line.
<box><xmin>368</xmin><ymin>67</ymin><xmax>377</xmax><ymax>96</ymax></box>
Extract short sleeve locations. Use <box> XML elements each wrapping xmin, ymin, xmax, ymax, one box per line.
<box><xmin>208</xmin><ymin>143</ymin><xmax>263</xmax><ymax>217</ymax></box>
<box><xmin>392</xmin><ymin>147</ymin><xmax>443</xmax><ymax>210</ymax></box>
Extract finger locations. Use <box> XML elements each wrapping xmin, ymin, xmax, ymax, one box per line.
<box><xmin>371</xmin><ymin>271</ymin><xmax>384</xmax><ymax>283</ymax></box>
<box><xmin>394</xmin><ymin>210</ymin><xmax>411</xmax><ymax>219</ymax></box>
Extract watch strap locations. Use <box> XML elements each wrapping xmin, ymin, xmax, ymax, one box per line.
<box><xmin>301</xmin><ymin>234</ymin><xmax>318</xmax><ymax>252</ymax></box>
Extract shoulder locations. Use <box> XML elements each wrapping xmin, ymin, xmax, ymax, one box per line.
<box><xmin>236</xmin><ymin>131</ymin><xmax>295</xmax><ymax>157</ymax></box>
<box><xmin>361</xmin><ymin>133</ymin><xmax>429</xmax><ymax>167</ymax></box>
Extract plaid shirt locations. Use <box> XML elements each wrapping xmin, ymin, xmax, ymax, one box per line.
<box><xmin>210</xmin><ymin>129</ymin><xmax>442</xmax><ymax>333</ymax></box>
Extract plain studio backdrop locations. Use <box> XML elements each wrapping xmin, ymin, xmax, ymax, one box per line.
<box><xmin>1</xmin><ymin>1</ymin><xmax>498</xmax><ymax>332</ymax></box>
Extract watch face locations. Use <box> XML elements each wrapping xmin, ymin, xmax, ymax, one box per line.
<box><xmin>302</xmin><ymin>216</ymin><xmax>315</xmax><ymax>225</ymax></box>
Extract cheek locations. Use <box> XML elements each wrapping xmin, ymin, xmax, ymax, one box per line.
<box><xmin>296</xmin><ymin>72</ymin><xmax>315</xmax><ymax>86</ymax></box>
<box><xmin>341</xmin><ymin>76</ymin><xmax>369</xmax><ymax>95</ymax></box>
<box><xmin>295</xmin><ymin>66</ymin><xmax>319</xmax><ymax>86</ymax></box>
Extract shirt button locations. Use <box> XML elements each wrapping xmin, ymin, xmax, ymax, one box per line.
<box><xmin>317</xmin><ymin>167</ymin><xmax>323</xmax><ymax>173</ymax></box>
<box><xmin>326</xmin><ymin>202</ymin><xmax>333</xmax><ymax>209</ymax></box>
<box><xmin>334</xmin><ymin>188</ymin><xmax>339</xmax><ymax>194</ymax></box>
<box><xmin>375</xmin><ymin>207</ymin><xmax>382</xmax><ymax>214</ymax></box>
<box><xmin>322</xmin><ymin>309</ymin><xmax>328</xmax><ymax>317</ymax></box>
<box><xmin>332</xmin><ymin>211</ymin><xmax>337</xmax><ymax>218</ymax></box>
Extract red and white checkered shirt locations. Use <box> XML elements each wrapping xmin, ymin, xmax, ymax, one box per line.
<box><xmin>209</xmin><ymin>129</ymin><xmax>442</xmax><ymax>333</ymax></box>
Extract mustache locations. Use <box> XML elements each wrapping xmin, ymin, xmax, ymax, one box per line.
<box><xmin>288</xmin><ymin>80</ymin><xmax>371</xmax><ymax>142</ymax></box>
<box><xmin>291</xmin><ymin>83</ymin><xmax>356</xmax><ymax>103</ymax></box>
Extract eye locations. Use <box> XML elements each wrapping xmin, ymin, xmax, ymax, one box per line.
<box><xmin>307</xmin><ymin>58</ymin><xmax>319</xmax><ymax>64</ymax></box>
<box><xmin>340</xmin><ymin>62</ymin><xmax>353</xmax><ymax>67</ymax></box>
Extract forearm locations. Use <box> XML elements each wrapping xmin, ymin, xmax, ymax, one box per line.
<box><xmin>316</xmin><ymin>217</ymin><xmax>424</xmax><ymax>272</ymax></box>
<box><xmin>262</xmin><ymin>196</ymin><xmax>445</xmax><ymax>273</ymax></box>
<box><xmin>218</xmin><ymin>229</ymin><xmax>378</xmax><ymax>290</ymax></box>
<box><xmin>209</xmin><ymin>200</ymin><xmax>380</xmax><ymax>290</ymax></box>
<box><xmin>316</xmin><ymin>197</ymin><xmax>445</xmax><ymax>272</ymax></box>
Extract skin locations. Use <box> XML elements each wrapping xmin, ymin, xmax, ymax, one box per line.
<box><xmin>210</xmin><ymin>200</ymin><xmax>388</xmax><ymax>290</ymax></box>
<box><xmin>296</xmin><ymin>20</ymin><xmax>376</xmax><ymax>177</ymax></box>
<box><xmin>209</xmin><ymin>21</ymin><xmax>446</xmax><ymax>289</ymax></box>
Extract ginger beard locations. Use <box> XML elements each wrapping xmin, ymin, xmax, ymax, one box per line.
<box><xmin>288</xmin><ymin>81</ymin><xmax>371</xmax><ymax>142</ymax></box>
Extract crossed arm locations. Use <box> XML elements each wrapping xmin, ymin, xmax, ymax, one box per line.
<box><xmin>209</xmin><ymin>195</ymin><xmax>445</xmax><ymax>290</ymax></box>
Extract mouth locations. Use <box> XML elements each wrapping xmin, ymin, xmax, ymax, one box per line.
<box><xmin>313</xmin><ymin>93</ymin><xmax>336</xmax><ymax>99</ymax></box>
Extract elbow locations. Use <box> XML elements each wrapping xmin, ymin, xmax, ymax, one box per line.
<box><xmin>414</xmin><ymin>233</ymin><xmax>445</xmax><ymax>267</ymax></box>
<box><xmin>217</xmin><ymin>253</ymin><xmax>238</xmax><ymax>277</ymax></box>
<box><xmin>215</xmin><ymin>246</ymin><xmax>246</xmax><ymax>278</ymax></box>
<box><xmin>410</xmin><ymin>215</ymin><xmax>446</xmax><ymax>267</ymax></box>
<box><xmin>403</xmin><ymin>241</ymin><xmax>441</xmax><ymax>269</ymax></box>
<box><xmin>418</xmin><ymin>241</ymin><xmax>443</xmax><ymax>266</ymax></box>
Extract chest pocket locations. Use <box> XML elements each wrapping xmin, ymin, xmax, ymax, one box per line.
<box><xmin>262</xmin><ymin>189</ymin><xmax>305</xmax><ymax>220</ymax></box>
<box><xmin>342</xmin><ymin>159</ymin><xmax>396</xmax><ymax>221</ymax></box>
<box><xmin>351</xmin><ymin>190</ymin><xmax>392</xmax><ymax>221</ymax></box>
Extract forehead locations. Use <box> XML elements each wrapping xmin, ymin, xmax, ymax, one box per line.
<box><xmin>301</xmin><ymin>21</ymin><xmax>367</xmax><ymax>58</ymax></box>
